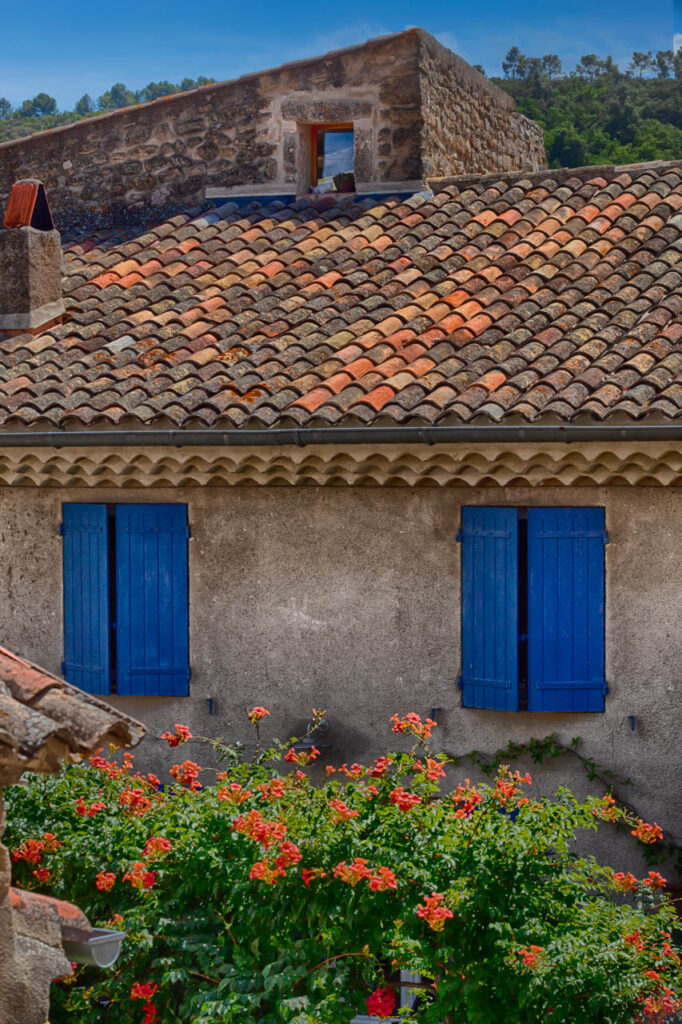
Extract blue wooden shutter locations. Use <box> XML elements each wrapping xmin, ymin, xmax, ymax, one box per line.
<box><xmin>527</xmin><ymin>507</ymin><xmax>606</xmax><ymax>713</ymax></box>
<box><xmin>62</xmin><ymin>503</ymin><xmax>111</xmax><ymax>694</ymax></box>
<box><xmin>115</xmin><ymin>504</ymin><xmax>189</xmax><ymax>696</ymax></box>
<box><xmin>459</xmin><ymin>507</ymin><xmax>519</xmax><ymax>711</ymax></box>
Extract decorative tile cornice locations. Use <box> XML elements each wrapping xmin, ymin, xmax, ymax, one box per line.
<box><xmin>0</xmin><ymin>443</ymin><xmax>681</xmax><ymax>488</ymax></box>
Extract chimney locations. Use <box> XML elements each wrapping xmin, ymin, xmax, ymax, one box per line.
<box><xmin>0</xmin><ymin>180</ymin><xmax>64</xmax><ymax>334</ymax></box>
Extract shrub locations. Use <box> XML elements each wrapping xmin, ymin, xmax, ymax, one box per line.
<box><xmin>5</xmin><ymin>712</ymin><xmax>682</xmax><ymax>1024</ymax></box>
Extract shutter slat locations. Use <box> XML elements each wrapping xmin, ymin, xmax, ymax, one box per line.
<box><xmin>62</xmin><ymin>504</ymin><xmax>110</xmax><ymax>694</ymax></box>
<box><xmin>461</xmin><ymin>507</ymin><xmax>518</xmax><ymax>711</ymax></box>
<box><xmin>528</xmin><ymin>508</ymin><xmax>605</xmax><ymax>713</ymax></box>
<box><xmin>116</xmin><ymin>505</ymin><xmax>189</xmax><ymax>697</ymax></box>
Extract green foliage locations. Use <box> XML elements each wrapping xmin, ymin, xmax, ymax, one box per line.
<box><xmin>495</xmin><ymin>47</ymin><xmax>682</xmax><ymax>168</ymax></box>
<box><xmin>5</xmin><ymin>713</ymin><xmax>681</xmax><ymax>1024</ymax></box>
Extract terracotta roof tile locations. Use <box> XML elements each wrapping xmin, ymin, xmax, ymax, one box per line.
<box><xmin>3</xmin><ymin>164</ymin><xmax>682</xmax><ymax>427</ymax></box>
<box><xmin>0</xmin><ymin>646</ymin><xmax>144</xmax><ymax>780</ymax></box>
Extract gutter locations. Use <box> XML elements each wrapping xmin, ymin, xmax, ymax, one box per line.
<box><xmin>0</xmin><ymin>425</ymin><xmax>681</xmax><ymax>448</ymax></box>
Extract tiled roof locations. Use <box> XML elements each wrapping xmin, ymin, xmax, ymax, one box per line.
<box><xmin>0</xmin><ymin>646</ymin><xmax>144</xmax><ymax>779</ymax></box>
<box><xmin>3</xmin><ymin>161</ymin><xmax>682</xmax><ymax>428</ymax></box>
<box><xmin>9</xmin><ymin>887</ymin><xmax>90</xmax><ymax>934</ymax></box>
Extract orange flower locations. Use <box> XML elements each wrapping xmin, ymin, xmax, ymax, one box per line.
<box><xmin>368</xmin><ymin>866</ymin><xmax>397</xmax><ymax>891</ymax></box>
<box><xmin>390</xmin><ymin>712</ymin><xmax>436</xmax><ymax>741</ymax></box>
<box><xmin>12</xmin><ymin>839</ymin><xmax>44</xmax><ymax>864</ymax></box>
<box><xmin>274</xmin><ymin>841</ymin><xmax>302</xmax><ymax>870</ymax></box>
<box><xmin>42</xmin><ymin>833</ymin><xmax>60</xmax><ymax>852</ymax></box>
<box><xmin>631</xmin><ymin>820</ymin><xmax>664</xmax><ymax>844</ymax></box>
<box><xmin>119</xmin><ymin>789</ymin><xmax>153</xmax><ymax>815</ymax></box>
<box><xmin>368</xmin><ymin>756</ymin><xmax>392</xmax><ymax>778</ymax></box>
<box><xmin>247</xmin><ymin>706</ymin><xmax>270</xmax><ymax>725</ymax></box>
<box><xmin>518</xmin><ymin>945</ymin><xmax>544</xmax><ymax>968</ymax></box>
<box><xmin>169</xmin><ymin>760</ymin><xmax>201</xmax><ymax>791</ymax></box>
<box><xmin>123</xmin><ymin>862</ymin><xmax>156</xmax><ymax>891</ymax></box>
<box><xmin>338</xmin><ymin>763</ymin><xmax>365</xmax><ymax>779</ymax></box>
<box><xmin>96</xmin><ymin>871</ymin><xmax>116</xmax><ymax>892</ymax></box>
<box><xmin>161</xmin><ymin>723</ymin><xmax>192</xmax><ymax>747</ymax></box>
<box><xmin>389</xmin><ymin>787</ymin><xmax>422</xmax><ymax>811</ymax></box>
<box><xmin>301</xmin><ymin>867</ymin><xmax>326</xmax><ymax>886</ymax></box>
<box><xmin>416</xmin><ymin>892</ymin><xmax>453</xmax><ymax>931</ymax></box>
<box><xmin>75</xmin><ymin>797</ymin><xmax>107</xmax><ymax>817</ymax></box>
<box><xmin>328</xmin><ymin>798</ymin><xmax>359</xmax><ymax>823</ymax></box>
<box><xmin>249</xmin><ymin>860</ymin><xmax>285</xmax><ymax>884</ymax></box>
<box><xmin>334</xmin><ymin>858</ymin><xmax>371</xmax><ymax>886</ymax></box>
<box><xmin>411</xmin><ymin>761</ymin><xmax>444</xmax><ymax>782</ymax></box>
<box><xmin>284</xmin><ymin>746</ymin><xmax>319</xmax><ymax>766</ymax></box>
<box><xmin>142</xmin><ymin>837</ymin><xmax>172</xmax><ymax>860</ymax></box>
<box><xmin>231</xmin><ymin>810</ymin><xmax>287</xmax><ymax>849</ymax></box>
<box><xmin>32</xmin><ymin>867</ymin><xmax>50</xmax><ymax>884</ymax></box>
<box><xmin>217</xmin><ymin>782</ymin><xmax>252</xmax><ymax>805</ymax></box>
<box><xmin>612</xmin><ymin>871</ymin><xmax>638</xmax><ymax>892</ymax></box>
<box><xmin>257</xmin><ymin>779</ymin><xmax>286</xmax><ymax>802</ymax></box>
<box><xmin>643</xmin><ymin>871</ymin><xmax>667</xmax><ymax>891</ymax></box>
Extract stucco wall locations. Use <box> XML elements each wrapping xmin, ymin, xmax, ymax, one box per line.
<box><xmin>417</xmin><ymin>34</ymin><xmax>546</xmax><ymax>178</ymax></box>
<box><xmin>0</xmin><ymin>481</ymin><xmax>679</xmax><ymax>874</ymax></box>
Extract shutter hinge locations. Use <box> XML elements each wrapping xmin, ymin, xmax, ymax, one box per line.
<box><xmin>187</xmin><ymin>668</ymin><xmax>192</xmax><ymax>682</ymax></box>
<box><xmin>60</xmin><ymin>661</ymin><xmax>66</xmax><ymax>676</ymax></box>
<box><xmin>602</xmin><ymin>530</ymin><xmax>610</xmax><ymax>545</ymax></box>
<box><xmin>603</xmin><ymin>681</ymin><xmax>609</xmax><ymax>695</ymax></box>
<box><xmin>58</xmin><ymin>522</ymin><xmax>64</xmax><ymax>536</ymax></box>
<box><xmin>186</xmin><ymin>526</ymin><xmax>192</xmax><ymax>539</ymax></box>
<box><xmin>456</xmin><ymin>528</ymin><xmax>463</xmax><ymax>543</ymax></box>
<box><xmin>457</xmin><ymin>675</ymin><xmax>463</xmax><ymax>690</ymax></box>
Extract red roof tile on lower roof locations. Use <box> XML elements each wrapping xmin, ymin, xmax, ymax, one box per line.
<box><xmin>2</xmin><ymin>161</ymin><xmax>682</xmax><ymax>429</ymax></box>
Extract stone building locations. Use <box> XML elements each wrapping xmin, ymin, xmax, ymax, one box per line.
<box><xmin>0</xmin><ymin>30</ymin><xmax>679</xmax><ymax>879</ymax></box>
<box><xmin>0</xmin><ymin>30</ymin><xmax>545</xmax><ymax>231</ymax></box>
<box><xmin>0</xmin><ymin>646</ymin><xmax>144</xmax><ymax>1024</ymax></box>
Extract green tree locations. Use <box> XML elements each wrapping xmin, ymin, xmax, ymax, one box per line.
<box><xmin>136</xmin><ymin>80</ymin><xmax>178</xmax><ymax>102</ymax></box>
<box><xmin>675</xmin><ymin>49</ymin><xmax>682</xmax><ymax>81</ymax></box>
<box><xmin>31</xmin><ymin>92</ymin><xmax>56</xmax><ymax>116</ymax></box>
<box><xmin>575</xmin><ymin>54</ymin><xmax>603</xmax><ymax>80</ymax></box>
<box><xmin>0</xmin><ymin>98</ymin><xmax>11</xmax><ymax>119</ymax></box>
<box><xmin>97</xmin><ymin>82</ymin><xmax>135</xmax><ymax>110</ymax></box>
<box><xmin>629</xmin><ymin>51</ymin><xmax>655</xmax><ymax>78</ymax></box>
<box><xmin>502</xmin><ymin>46</ymin><xmax>523</xmax><ymax>78</ymax></box>
<box><xmin>75</xmin><ymin>93</ymin><xmax>93</xmax><ymax>115</ymax></box>
<box><xmin>655</xmin><ymin>50</ymin><xmax>674</xmax><ymax>78</ymax></box>
<box><xmin>541</xmin><ymin>54</ymin><xmax>562</xmax><ymax>78</ymax></box>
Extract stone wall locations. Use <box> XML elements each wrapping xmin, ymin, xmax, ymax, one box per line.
<box><xmin>417</xmin><ymin>33</ymin><xmax>546</xmax><ymax>177</ymax></box>
<box><xmin>0</xmin><ymin>29</ymin><xmax>544</xmax><ymax>233</ymax></box>
<box><xmin>0</xmin><ymin>32</ymin><xmax>423</xmax><ymax>233</ymax></box>
<box><xmin>0</xmin><ymin>478</ymin><xmax>679</xmax><ymax>874</ymax></box>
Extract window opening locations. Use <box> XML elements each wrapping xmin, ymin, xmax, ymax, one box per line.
<box><xmin>311</xmin><ymin>124</ymin><xmax>355</xmax><ymax>192</ymax></box>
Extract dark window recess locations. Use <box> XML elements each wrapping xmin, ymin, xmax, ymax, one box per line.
<box><xmin>458</xmin><ymin>506</ymin><xmax>607</xmax><ymax>713</ymax></box>
<box><xmin>107</xmin><ymin>506</ymin><xmax>118</xmax><ymax>693</ymax></box>
<box><xmin>61</xmin><ymin>503</ymin><xmax>190</xmax><ymax>697</ymax></box>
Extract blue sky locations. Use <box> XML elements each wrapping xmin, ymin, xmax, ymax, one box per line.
<box><xmin>0</xmin><ymin>0</ymin><xmax>676</xmax><ymax>109</ymax></box>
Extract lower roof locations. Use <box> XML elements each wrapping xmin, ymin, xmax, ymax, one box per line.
<box><xmin>1</xmin><ymin>160</ymin><xmax>682</xmax><ymax>431</ymax></box>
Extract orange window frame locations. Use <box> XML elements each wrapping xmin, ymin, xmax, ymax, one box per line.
<box><xmin>310</xmin><ymin>123</ymin><xmax>354</xmax><ymax>187</ymax></box>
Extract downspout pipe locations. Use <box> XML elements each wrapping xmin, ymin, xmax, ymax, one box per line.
<box><xmin>0</xmin><ymin>425</ymin><xmax>680</xmax><ymax>448</ymax></box>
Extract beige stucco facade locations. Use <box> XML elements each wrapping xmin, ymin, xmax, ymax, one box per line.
<box><xmin>0</xmin><ymin>441</ymin><xmax>680</xmax><ymax>873</ymax></box>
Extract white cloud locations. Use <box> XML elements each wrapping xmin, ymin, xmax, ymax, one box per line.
<box><xmin>675</xmin><ymin>33</ymin><xmax>682</xmax><ymax>53</ymax></box>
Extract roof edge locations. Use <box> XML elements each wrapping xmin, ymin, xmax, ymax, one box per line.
<box><xmin>1</xmin><ymin>425</ymin><xmax>682</xmax><ymax>448</ymax></box>
<box><xmin>426</xmin><ymin>158</ymin><xmax>682</xmax><ymax>195</ymax></box>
